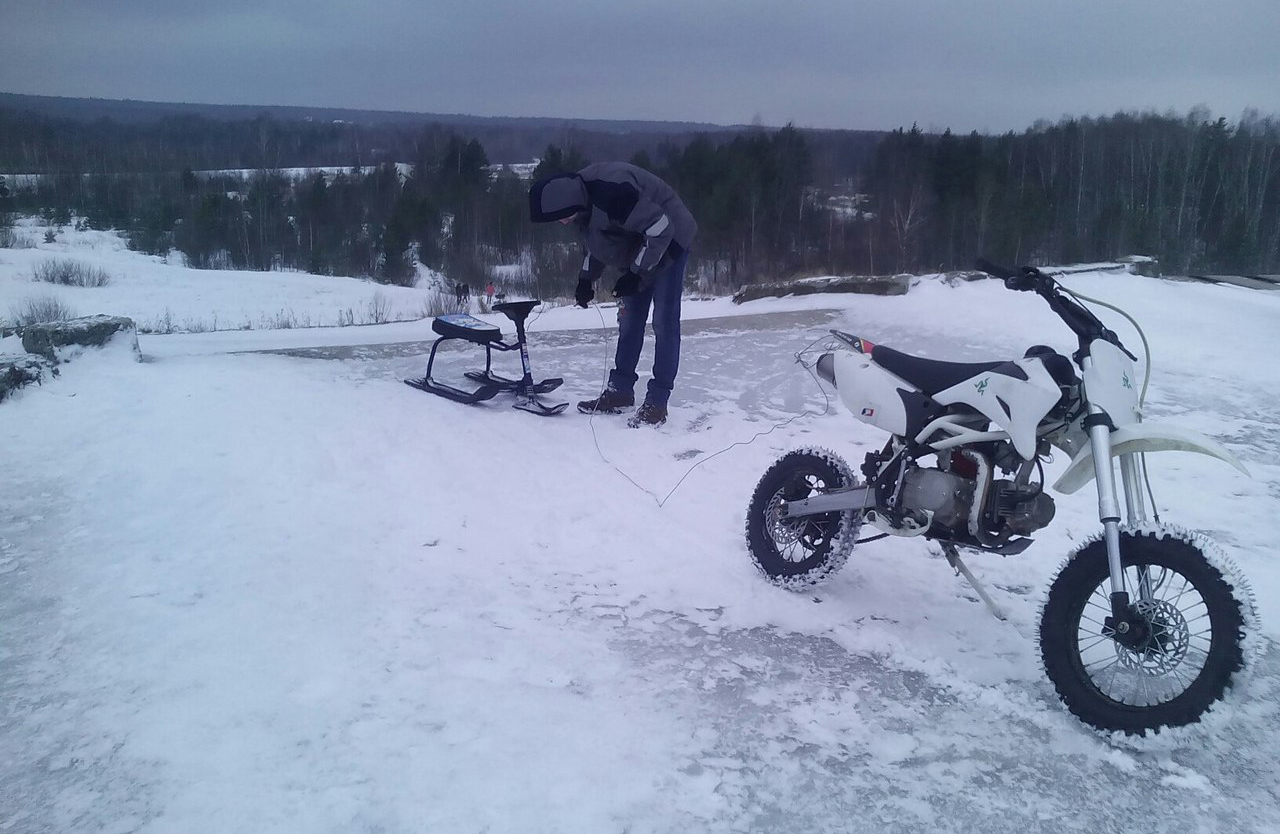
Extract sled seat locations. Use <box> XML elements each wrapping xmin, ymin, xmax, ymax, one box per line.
<box><xmin>432</xmin><ymin>313</ymin><xmax>502</xmax><ymax>344</ymax></box>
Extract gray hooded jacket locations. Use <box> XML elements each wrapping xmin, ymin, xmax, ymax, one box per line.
<box><xmin>529</xmin><ymin>162</ymin><xmax>697</xmax><ymax>283</ymax></box>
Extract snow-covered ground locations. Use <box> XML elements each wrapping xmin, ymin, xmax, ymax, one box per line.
<box><xmin>2</xmin><ymin>227</ymin><xmax>1279</xmax><ymax>833</ymax></box>
<box><xmin>0</xmin><ymin>218</ymin><xmax>447</xmax><ymax>332</ymax></box>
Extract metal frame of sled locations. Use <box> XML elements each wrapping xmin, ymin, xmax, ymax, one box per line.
<box><xmin>404</xmin><ymin>299</ymin><xmax>568</xmax><ymax>416</ymax></box>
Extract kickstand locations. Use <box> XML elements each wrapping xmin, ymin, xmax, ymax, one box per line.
<box><xmin>940</xmin><ymin>542</ymin><xmax>1007</xmax><ymax>621</ymax></box>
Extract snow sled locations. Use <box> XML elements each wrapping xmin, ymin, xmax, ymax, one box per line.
<box><xmin>404</xmin><ymin>299</ymin><xmax>568</xmax><ymax>416</ymax></box>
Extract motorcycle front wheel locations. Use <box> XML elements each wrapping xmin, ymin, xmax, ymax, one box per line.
<box><xmin>1039</xmin><ymin>525</ymin><xmax>1254</xmax><ymax>735</ymax></box>
<box><xmin>744</xmin><ymin>447</ymin><xmax>863</xmax><ymax>591</ymax></box>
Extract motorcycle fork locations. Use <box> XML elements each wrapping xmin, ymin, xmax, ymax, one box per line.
<box><xmin>1085</xmin><ymin>405</ymin><xmax>1130</xmax><ymax>622</ymax></box>
<box><xmin>1119</xmin><ymin>453</ymin><xmax>1156</xmax><ymax>602</ymax></box>
<box><xmin>1086</xmin><ymin>406</ymin><xmax>1154</xmax><ymax>641</ymax></box>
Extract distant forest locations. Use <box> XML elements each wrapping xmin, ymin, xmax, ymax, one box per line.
<box><xmin>1</xmin><ymin>94</ymin><xmax>1277</xmax><ymax>295</ymax></box>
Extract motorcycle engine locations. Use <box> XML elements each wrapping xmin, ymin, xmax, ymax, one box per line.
<box><xmin>898</xmin><ymin>466</ymin><xmax>1057</xmax><ymax>538</ymax></box>
<box><xmin>899</xmin><ymin>467</ymin><xmax>976</xmax><ymax>533</ymax></box>
<box><xmin>994</xmin><ymin>481</ymin><xmax>1057</xmax><ymax>535</ymax></box>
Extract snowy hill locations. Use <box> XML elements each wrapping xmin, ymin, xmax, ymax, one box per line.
<box><xmin>0</xmin><ymin>218</ymin><xmax>449</xmax><ymax>333</ymax></box>
<box><xmin>2</xmin><ymin>225</ymin><xmax>1279</xmax><ymax>833</ymax></box>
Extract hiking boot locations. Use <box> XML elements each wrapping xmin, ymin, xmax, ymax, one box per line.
<box><xmin>576</xmin><ymin>389</ymin><xmax>635</xmax><ymax>414</ymax></box>
<box><xmin>627</xmin><ymin>402</ymin><xmax>668</xmax><ymax>428</ymax></box>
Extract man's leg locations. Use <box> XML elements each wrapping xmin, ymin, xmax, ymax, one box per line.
<box><xmin>608</xmin><ymin>286</ymin><xmax>653</xmax><ymax>396</ymax></box>
<box><xmin>644</xmin><ymin>252</ymin><xmax>687</xmax><ymax>407</ymax></box>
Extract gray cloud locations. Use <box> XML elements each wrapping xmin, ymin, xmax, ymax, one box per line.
<box><xmin>3</xmin><ymin>0</ymin><xmax>1277</xmax><ymax>132</ymax></box>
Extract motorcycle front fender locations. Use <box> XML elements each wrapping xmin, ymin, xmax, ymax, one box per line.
<box><xmin>1052</xmin><ymin>422</ymin><xmax>1250</xmax><ymax>494</ymax></box>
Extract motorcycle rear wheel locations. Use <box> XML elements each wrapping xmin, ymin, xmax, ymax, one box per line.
<box><xmin>1039</xmin><ymin>525</ymin><xmax>1253</xmax><ymax>735</ymax></box>
<box><xmin>744</xmin><ymin>447</ymin><xmax>862</xmax><ymax>591</ymax></box>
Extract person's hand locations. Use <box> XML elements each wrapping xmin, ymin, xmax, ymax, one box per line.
<box><xmin>575</xmin><ymin>278</ymin><xmax>594</xmax><ymax>308</ymax></box>
<box><xmin>612</xmin><ymin>271</ymin><xmax>640</xmax><ymax>298</ymax></box>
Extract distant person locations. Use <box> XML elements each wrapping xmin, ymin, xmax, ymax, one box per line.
<box><xmin>528</xmin><ymin>162</ymin><xmax>696</xmax><ymax>427</ymax></box>
<box><xmin>454</xmin><ymin>283</ymin><xmax>465</xmax><ymax>306</ymax></box>
<box><xmin>486</xmin><ymin>282</ymin><xmax>495</xmax><ymax>304</ymax></box>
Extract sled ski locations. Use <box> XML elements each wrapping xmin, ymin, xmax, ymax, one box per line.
<box><xmin>463</xmin><ymin>370</ymin><xmax>564</xmax><ymax>395</ymax></box>
<box><xmin>514</xmin><ymin>395</ymin><xmax>569</xmax><ymax>416</ymax></box>
<box><xmin>404</xmin><ymin>300</ymin><xmax>567</xmax><ymax>415</ymax></box>
<box><xmin>403</xmin><ymin>375</ymin><xmax>499</xmax><ymax>403</ymax></box>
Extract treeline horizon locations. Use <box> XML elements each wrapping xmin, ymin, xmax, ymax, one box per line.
<box><xmin>1</xmin><ymin>103</ymin><xmax>1277</xmax><ymax>291</ymax></box>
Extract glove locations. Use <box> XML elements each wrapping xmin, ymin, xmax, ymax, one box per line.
<box><xmin>612</xmin><ymin>271</ymin><xmax>640</xmax><ymax>298</ymax></box>
<box><xmin>575</xmin><ymin>278</ymin><xmax>595</xmax><ymax>308</ymax></box>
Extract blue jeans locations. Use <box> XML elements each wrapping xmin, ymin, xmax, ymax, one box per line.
<box><xmin>608</xmin><ymin>250</ymin><xmax>687</xmax><ymax>407</ymax></box>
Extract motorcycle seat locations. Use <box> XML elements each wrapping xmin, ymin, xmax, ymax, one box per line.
<box><xmin>871</xmin><ymin>345</ymin><xmax>1027</xmax><ymax>396</ymax></box>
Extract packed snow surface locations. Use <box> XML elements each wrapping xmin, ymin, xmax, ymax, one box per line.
<box><xmin>2</xmin><ymin>226</ymin><xmax>1279</xmax><ymax>833</ymax></box>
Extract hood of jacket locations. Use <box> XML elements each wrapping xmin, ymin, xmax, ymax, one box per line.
<box><xmin>528</xmin><ymin>173</ymin><xmax>589</xmax><ymax>222</ymax></box>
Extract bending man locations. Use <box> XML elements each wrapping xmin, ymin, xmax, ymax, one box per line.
<box><xmin>528</xmin><ymin>162</ymin><xmax>697</xmax><ymax>427</ymax></box>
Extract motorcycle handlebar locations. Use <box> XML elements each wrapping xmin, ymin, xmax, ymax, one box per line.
<box><xmin>975</xmin><ymin>257</ymin><xmax>1041</xmax><ymax>291</ymax></box>
<box><xmin>974</xmin><ymin>257</ymin><xmax>1017</xmax><ymax>281</ymax></box>
<box><xmin>974</xmin><ymin>257</ymin><xmax>1133</xmax><ymax>362</ymax></box>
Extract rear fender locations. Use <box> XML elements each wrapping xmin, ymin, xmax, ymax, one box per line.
<box><xmin>830</xmin><ymin>351</ymin><xmax>912</xmax><ymax>435</ymax></box>
<box><xmin>1052</xmin><ymin>422</ymin><xmax>1250</xmax><ymax>494</ymax></box>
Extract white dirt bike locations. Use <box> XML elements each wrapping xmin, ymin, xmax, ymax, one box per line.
<box><xmin>744</xmin><ymin>259</ymin><xmax>1256</xmax><ymax>735</ymax></box>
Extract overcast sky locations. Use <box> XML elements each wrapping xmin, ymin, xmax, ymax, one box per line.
<box><xmin>4</xmin><ymin>0</ymin><xmax>1277</xmax><ymax>133</ymax></box>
